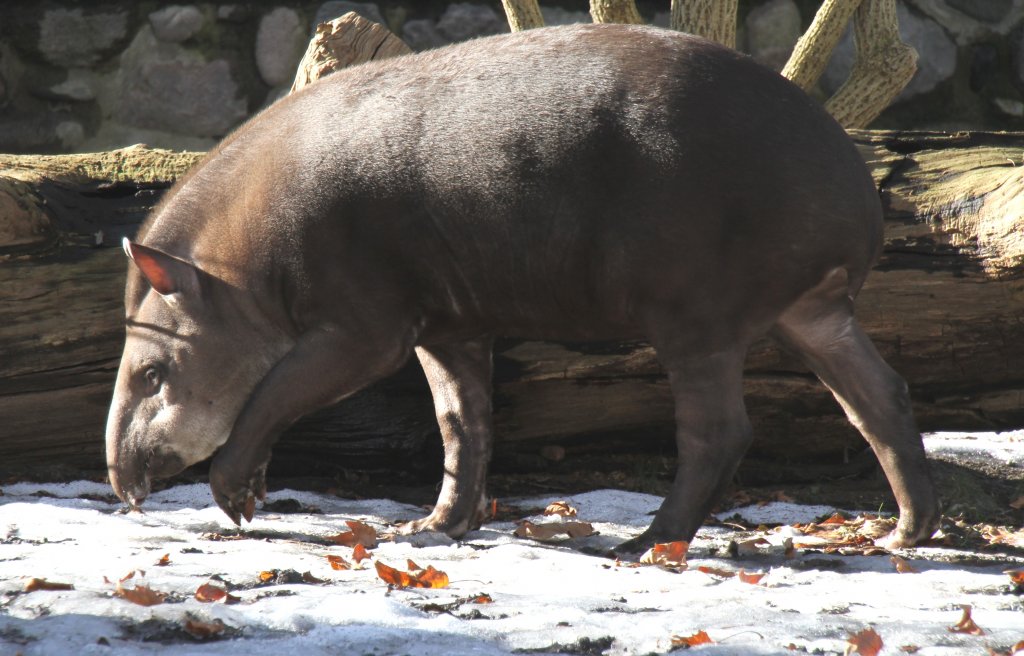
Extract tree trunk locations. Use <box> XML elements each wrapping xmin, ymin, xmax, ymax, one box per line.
<box><xmin>1</xmin><ymin>131</ymin><xmax>1023</xmax><ymax>479</ymax></box>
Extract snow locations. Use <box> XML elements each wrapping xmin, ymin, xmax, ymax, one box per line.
<box><xmin>1</xmin><ymin>436</ymin><xmax>1022</xmax><ymax>655</ymax></box>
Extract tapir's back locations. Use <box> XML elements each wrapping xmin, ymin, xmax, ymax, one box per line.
<box><xmin>159</xmin><ymin>23</ymin><xmax>881</xmax><ymax>343</ymax></box>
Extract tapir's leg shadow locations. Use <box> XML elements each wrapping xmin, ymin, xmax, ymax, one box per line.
<box><xmin>399</xmin><ymin>336</ymin><xmax>495</xmax><ymax>537</ymax></box>
<box><xmin>770</xmin><ymin>268</ymin><xmax>940</xmax><ymax>548</ymax></box>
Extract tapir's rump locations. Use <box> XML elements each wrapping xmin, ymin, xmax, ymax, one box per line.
<box><xmin>107</xmin><ymin>24</ymin><xmax>938</xmax><ymax>552</ymax></box>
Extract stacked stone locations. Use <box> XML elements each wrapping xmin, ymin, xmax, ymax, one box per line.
<box><xmin>0</xmin><ymin>1</ymin><xmax>1021</xmax><ymax>154</ymax></box>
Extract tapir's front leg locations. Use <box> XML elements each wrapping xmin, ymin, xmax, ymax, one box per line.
<box><xmin>400</xmin><ymin>337</ymin><xmax>494</xmax><ymax>537</ymax></box>
<box><xmin>210</xmin><ymin>324</ymin><xmax>413</xmax><ymax>524</ymax></box>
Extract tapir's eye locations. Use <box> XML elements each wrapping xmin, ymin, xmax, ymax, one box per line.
<box><xmin>142</xmin><ymin>366</ymin><xmax>163</xmax><ymax>395</ymax></box>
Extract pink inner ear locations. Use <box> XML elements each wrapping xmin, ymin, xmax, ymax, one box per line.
<box><xmin>128</xmin><ymin>245</ymin><xmax>178</xmax><ymax>296</ymax></box>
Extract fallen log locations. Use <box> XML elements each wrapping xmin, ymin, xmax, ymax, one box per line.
<box><xmin>1</xmin><ymin>130</ymin><xmax>1022</xmax><ymax>479</ymax></box>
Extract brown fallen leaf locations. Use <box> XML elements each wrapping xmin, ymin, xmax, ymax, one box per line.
<box><xmin>155</xmin><ymin>553</ymin><xmax>170</xmax><ymax>567</ymax></box>
<box><xmin>671</xmin><ymin>630</ymin><xmax>714</xmax><ymax>647</ymax></box>
<box><xmin>949</xmin><ymin>605</ymin><xmax>985</xmax><ymax>636</ymax></box>
<box><xmin>24</xmin><ymin>578</ymin><xmax>74</xmax><ymax>592</ymax></box>
<box><xmin>195</xmin><ymin>582</ymin><xmax>240</xmax><ymax>604</ymax></box>
<box><xmin>352</xmin><ymin>543</ymin><xmax>371</xmax><ymax>563</ymax></box>
<box><xmin>326</xmin><ymin>520</ymin><xmax>378</xmax><ymax>548</ymax></box>
<box><xmin>640</xmin><ymin>541</ymin><xmax>689</xmax><ymax>569</ymax></box>
<box><xmin>119</xmin><ymin>570</ymin><xmax>139</xmax><ymax>583</ymax></box>
<box><xmin>1006</xmin><ymin>568</ymin><xmax>1024</xmax><ymax>586</ymax></box>
<box><xmin>890</xmin><ymin>555</ymin><xmax>918</xmax><ymax>574</ymax></box>
<box><xmin>513</xmin><ymin>520</ymin><xmax>594</xmax><ymax>541</ymax></box>
<box><xmin>327</xmin><ymin>554</ymin><xmax>351</xmax><ymax>571</ymax></box>
<box><xmin>845</xmin><ymin>627</ymin><xmax>883</xmax><ymax>656</ymax></box>
<box><xmin>471</xmin><ymin>594</ymin><xmax>493</xmax><ymax>604</ymax></box>
<box><xmin>258</xmin><ymin>570</ymin><xmax>276</xmax><ymax>582</ymax></box>
<box><xmin>737</xmin><ymin>569</ymin><xmax>766</xmax><ymax>585</ymax></box>
<box><xmin>375</xmin><ymin>560</ymin><xmax>449</xmax><ymax>589</ymax></box>
<box><xmin>899</xmin><ymin>645</ymin><xmax>920</xmax><ymax>653</ymax></box>
<box><xmin>183</xmin><ymin>617</ymin><xmax>226</xmax><ymax>640</ymax></box>
<box><xmin>821</xmin><ymin>512</ymin><xmax>848</xmax><ymax>525</ymax></box>
<box><xmin>730</xmin><ymin>537</ymin><xmax>771</xmax><ymax>557</ymax></box>
<box><xmin>697</xmin><ymin>565</ymin><xmax>735</xmax><ymax>578</ymax></box>
<box><xmin>114</xmin><ymin>582</ymin><xmax>166</xmax><ymax>607</ymax></box>
<box><xmin>544</xmin><ymin>501</ymin><xmax>578</xmax><ymax>517</ymax></box>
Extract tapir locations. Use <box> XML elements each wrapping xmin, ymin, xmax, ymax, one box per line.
<box><xmin>105</xmin><ymin>23</ymin><xmax>939</xmax><ymax>551</ymax></box>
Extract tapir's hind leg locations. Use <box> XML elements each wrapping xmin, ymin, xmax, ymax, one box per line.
<box><xmin>771</xmin><ymin>268</ymin><xmax>940</xmax><ymax>547</ymax></box>
<box><xmin>400</xmin><ymin>337</ymin><xmax>494</xmax><ymax>537</ymax></box>
<box><xmin>617</xmin><ymin>345</ymin><xmax>752</xmax><ymax>553</ymax></box>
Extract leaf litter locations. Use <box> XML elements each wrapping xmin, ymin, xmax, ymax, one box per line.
<box><xmin>0</xmin><ymin>478</ymin><xmax>1021</xmax><ymax>655</ymax></box>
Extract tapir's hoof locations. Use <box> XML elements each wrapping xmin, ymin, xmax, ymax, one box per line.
<box><xmin>209</xmin><ymin>462</ymin><xmax>267</xmax><ymax>526</ymax></box>
<box><xmin>398</xmin><ymin>512</ymin><xmax>473</xmax><ymax>539</ymax></box>
<box><xmin>613</xmin><ymin>529</ymin><xmax>679</xmax><ymax>557</ymax></box>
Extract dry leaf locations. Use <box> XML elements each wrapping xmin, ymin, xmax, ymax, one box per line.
<box><xmin>195</xmin><ymin>582</ymin><xmax>240</xmax><ymax>604</ymax></box>
<box><xmin>890</xmin><ymin>555</ymin><xmax>918</xmax><ymax>574</ymax></box>
<box><xmin>821</xmin><ymin>512</ymin><xmax>848</xmax><ymax>525</ymax></box>
<box><xmin>119</xmin><ymin>570</ymin><xmax>138</xmax><ymax>583</ymax></box>
<box><xmin>471</xmin><ymin>594</ymin><xmax>493</xmax><ymax>604</ymax></box>
<box><xmin>513</xmin><ymin>520</ymin><xmax>594</xmax><ymax>541</ymax></box>
<box><xmin>114</xmin><ymin>582</ymin><xmax>166</xmax><ymax>607</ymax></box>
<box><xmin>900</xmin><ymin>646</ymin><xmax>920</xmax><ymax>653</ymax></box>
<box><xmin>374</xmin><ymin>560</ymin><xmax>449</xmax><ymax>589</ymax></box>
<box><xmin>258</xmin><ymin>571</ymin><xmax>276</xmax><ymax>582</ymax></box>
<box><xmin>695</xmin><ymin>566</ymin><xmax>764</xmax><ymax>585</ymax></box>
<box><xmin>845</xmin><ymin>627</ymin><xmax>883</xmax><ymax>656</ymax></box>
<box><xmin>326</xmin><ymin>520</ymin><xmax>378</xmax><ymax>548</ymax></box>
<box><xmin>183</xmin><ymin>617</ymin><xmax>225</xmax><ymax>640</ymax></box>
<box><xmin>731</xmin><ymin>537</ymin><xmax>771</xmax><ymax>556</ymax></box>
<box><xmin>639</xmin><ymin>541</ymin><xmax>689</xmax><ymax>569</ymax></box>
<box><xmin>24</xmin><ymin>578</ymin><xmax>74</xmax><ymax>592</ymax></box>
<box><xmin>327</xmin><ymin>554</ymin><xmax>351</xmax><ymax>571</ymax></box>
<box><xmin>155</xmin><ymin>553</ymin><xmax>170</xmax><ymax>567</ymax></box>
<box><xmin>949</xmin><ymin>605</ymin><xmax>985</xmax><ymax>635</ymax></box>
<box><xmin>737</xmin><ymin>569</ymin><xmax>766</xmax><ymax>585</ymax></box>
<box><xmin>697</xmin><ymin>565</ymin><xmax>736</xmax><ymax>578</ymax></box>
<box><xmin>544</xmin><ymin>501</ymin><xmax>578</xmax><ymax>517</ymax></box>
<box><xmin>352</xmin><ymin>543</ymin><xmax>370</xmax><ymax>563</ymax></box>
<box><xmin>671</xmin><ymin>630</ymin><xmax>714</xmax><ymax>647</ymax></box>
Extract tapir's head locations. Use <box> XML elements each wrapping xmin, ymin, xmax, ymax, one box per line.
<box><xmin>105</xmin><ymin>239</ymin><xmax>288</xmax><ymax>508</ymax></box>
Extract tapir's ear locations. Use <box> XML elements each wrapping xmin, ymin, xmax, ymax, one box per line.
<box><xmin>122</xmin><ymin>238</ymin><xmax>200</xmax><ymax>299</ymax></box>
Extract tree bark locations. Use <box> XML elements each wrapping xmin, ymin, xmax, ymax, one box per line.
<box><xmin>2</xmin><ymin>132</ymin><xmax>1023</xmax><ymax>478</ymax></box>
<box><xmin>669</xmin><ymin>0</ymin><xmax>738</xmax><ymax>49</ymax></box>
<box><xmin>500</xmin><ymin>0</ymin><xmax>545</xmax><ymax>32</ymax></box>
<box><xmin>588</xmin><ymin>0</ymin><xmax>644</xmax><ymax>25</ymax></box>
<box><xmin>291</xmin><ymin>12</ymin><xmax>411</xmax><ymax>93</ymax></box>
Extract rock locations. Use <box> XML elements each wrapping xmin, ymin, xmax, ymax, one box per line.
<box><xmin>55</xmin><ymin>120</ymin><xmax>85</xmax><ymax>149</ymax></box>
<box><xmin>111</xmin><ymin>27</ymin><xmax>247</xmax><ymax>138</ymax></box>
<box><xmin>947</xmin><ymin>0</ymin><xmax>1012</xmax><ymax>23</ymax></box>
<box><xmin>256</xmin><ymin>7</ymin><xmax>307</xmax><ymax>87</ymax></box>
<box><xmin>38</xmin><ymin>8</ymin><xmax>128</xmax><ymax>67</ymax></box>
<box><xmin>993</xmin><ymin>97</ymin><xmax>1024</xmax><ymax>118</ymax></box>
<box><xmin>822</xmin><ymin>4</ymin><xmax>956</xmax><ymax>101</ymax></box>
<box><xmin>540</xmin><ymin>7</ymin><xmax>591</xmax><ymax>26</ymax></box>
<box><xmin>148</xmin><ymin>5</ymin><xmax>204</xmax><ymax>43</ymax></box>
<box><xmin>435</xmin><ymin>3</ymin><xmax>508</xmax><ymax>43</ymax></box>
<box><xmin>314</xmin><ymin>2</ymin><xmax>386</xmax><ymax>29</ymax></box>
<box><xmin>46</xmin><ymin>69</ymin><xmax>98</xmax><ymax>102</ymax></box>
<box><xmin>217</xmin><ymin>5</ymin><xmax>250</xmax><ymax>23</ymax></box>
<box><xmin>77</xmin><ymin>121</ymin><xmax>217</xmax><ymax>153</ymax></box>
<box><xmin>969</xmin><ymin>43</ymin><xmax>999</xmax><ymax>93</ymax></box>
<box><xmin>744</xmin><ymin>0</ymin><xmax>801</xmax><ymax>72</ymax></box>
<box><xmin>401</xmin><ymin>20</ymin><xmax>449</xmax><ymax>52</ymax></box>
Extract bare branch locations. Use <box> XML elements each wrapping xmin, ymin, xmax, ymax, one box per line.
<box><xmin>501</xmin><ymin>0</ymin><xmax>545</xmax><ymax>31</ymax></box>
<box><xmin>669</xmin><ymin>0</ymin><xmax>738</xmax><ymax>49</ymax></box>
<box><xmin>589</xmin><ymin>0</ymin><xmax>644</xmax><ymax>25</ymax></box>
<box><xmin>824</xmin><ymin>0</ymin><xmax>918</xmax><ymax>128</ymax></box>
<box><xmin>781</xmin><ymin>0</ymin><xmax>862</xmax><ymax>91</ymax></box>
<box><xmin>291</xmin><ymin>12</ymin><xmax>411</xmax><ymax>93</ymax></box>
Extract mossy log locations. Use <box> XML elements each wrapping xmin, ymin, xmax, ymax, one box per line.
<box><xmin>1</xmin><ymin>131</ymin><xmax>1023</xmax><ymax>480</ymax></box>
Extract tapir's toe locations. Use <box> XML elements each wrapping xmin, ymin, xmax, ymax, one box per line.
<box><xmin>399</xmin><ymin>512</ymin><xmax>473</xmax><ymax>539</ymax></box>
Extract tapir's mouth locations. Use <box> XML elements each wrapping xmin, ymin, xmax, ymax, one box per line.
<box><xmin>110</xmin><ymin>449</ymin><xmax>187</xmax><ymax>510</ymax></box>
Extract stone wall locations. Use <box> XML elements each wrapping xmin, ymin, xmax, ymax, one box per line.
<box><xmin>0</xmin><ymin>0</ymin><xmax>1021</xmax><ymax>154</ymax></box>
